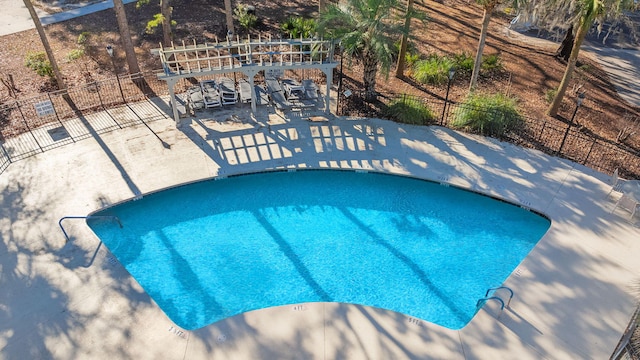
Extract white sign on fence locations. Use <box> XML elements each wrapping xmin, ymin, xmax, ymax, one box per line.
<box><xmin>34</xmin><ymin>100</ymin><xmax>55</xmax><ymax>117</ymax></box>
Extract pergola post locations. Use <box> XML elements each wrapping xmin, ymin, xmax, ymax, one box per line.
<box><xmin>166</xmin><ymin>78</ymin><xmax>180</xmax><ymax>125</ymax></box>
<box><xmin>323</xmin><ymin>68</ymin><xmax>333</xmax><ymax>114</ymax></box>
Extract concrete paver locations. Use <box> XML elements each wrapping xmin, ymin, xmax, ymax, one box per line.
<box><xmin>1</xmin><ymin>98</ymin><xmax>639</xmax><ymax>359</ymax></box>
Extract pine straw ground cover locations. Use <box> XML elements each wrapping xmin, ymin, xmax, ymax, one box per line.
<box><xmin>0</xmin><ymin>0</ymin><xmax>639</xmax><ymax>173</ymax></box>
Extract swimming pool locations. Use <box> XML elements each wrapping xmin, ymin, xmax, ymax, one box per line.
<box><xmin>87</xmin><ymin>170</ymin><xmax>550</xmax><ymax>330</ymax></box>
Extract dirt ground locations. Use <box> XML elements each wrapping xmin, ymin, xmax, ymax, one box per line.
<box><xmin>1</xmin><ymin>0</ymin><xmax>639</xmax><ymax>151</ymax></box>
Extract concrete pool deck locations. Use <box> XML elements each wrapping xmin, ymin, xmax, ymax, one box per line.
<box><xmin>1</xmin><ymin>100</ymin><xmax>639</xmax><ymax>359</ymax></box>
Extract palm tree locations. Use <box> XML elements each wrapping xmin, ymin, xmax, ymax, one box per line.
<box><xmin>469</xmin><ymin>0</ymin><xmax>501</xmax><ymax>91</ymax></box>
<box><xmin>318</xmin><ymin>0</ymin><xmax>407</xmax><ymax>100</ymax></box>
<box><xmin>113</xmin><ymin>0</ymin><xmax>141</xmax><ymax>74</ymax></box>
<box><xmin>544</xmin><ymin>0</ymin><xmax>635</xmax><ymax>116</ymax></box>
<box><xmin>22</xmin><ymin>0</ymin><xmax>66</xmax><ymax>89</ymax></box>
<box><xmin>395</xmin><ymin>0</ymin><xmax>415</xmax><ymax>78</ymax></box>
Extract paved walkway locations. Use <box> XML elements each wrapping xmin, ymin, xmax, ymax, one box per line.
<box><xmin>1</xmin><ymin>99</ymin><xmax>639</xmax><ymax>359</ymax></box>
<box><xmin>0</xmin><ymin>0</ymin><xmax>136</xmax><ymax>36</ymax></box>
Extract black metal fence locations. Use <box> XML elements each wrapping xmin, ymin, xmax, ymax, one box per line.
<box><xmin>0</xmin><ymin>71</ymin><xmax>186</xmax><ymax>173</ymax></box>
<box><xmin>341</xmin><ymin>93</ymin><xmax>640</xmax><ymax>179</ymax></box>
<box><xmin>2</xmin><ymin>75</ymin><xmax>640</xmax><ymax>179</ymax></box>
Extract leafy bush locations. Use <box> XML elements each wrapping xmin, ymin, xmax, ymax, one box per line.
<box><xmin>234</xmin><ymin>4</ymin><xmax>259</xmax><ymax>30</ymax></box>
<box><xmin>66</xmin><ymin>48</ymin><xmax>85</xmax><ymax>61</ymax></box>
<box><xmin>384</xmin><ymin>94</ymin><xmax>436</xmax><ymax>125</ymax></box>
<box><xmin>413</xmin><ymin>55</ymin><xmax>456</xmax><ymax>85</ymax></box>
<box><xmin>452</xmin><ymin>52</ymin><xmax>474</xmax><ymax>74</ymax></box>
<box><xmin>24</xmin><ymin>51</ymin><xmax>53</xmax><ymax>78</ymax></box>
<box><xmin>451</xmin><ymin>93</ymin><xmax>523</xmax><ymax>137</ymax></box>
<box><xmin>281</xmin><ymin>17</ymin><xmax>317</xmax><ymax>38</ymax></box>
<box><xmin>405</xmin><ymin>52</ymin><xmax>420</xmax><ymax>68</ymax></box>
<box><xmin>77</xmin><ymin>31</ymin><xmax>90</xmax><ymax>45</ymax></box>
<box><xmin>392</xmin><ymin>40</ymin><xmax>416</xmax><ymax>60</ymax></box>
<box><xmin>545</xmin><ymin>88</ymin><xmax>557</xmax><ymax>104</ymax></box>
<box><xmin>481</xmin><ymin>53</ymin><xmax>503</xmax><ymax>72</ymax></box>
<box><xmin>145</xmin><ymin>14</ymin><xmax>177</xmax><ymax>35</ymax></box>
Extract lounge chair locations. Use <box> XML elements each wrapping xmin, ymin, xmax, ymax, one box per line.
<box><xmin>200</xmin><ymin>80</ymin><xmax>222</xmax><ymax>108</ymax></box>
<box><xmin>280</xmin><ymin>78</ymin><xmax>305</xmax><ymax>101</ymax></box>
<box><xmin>219</xmin><ymin>77</ymin><xmax>238</xmax><ymax>105</ymax></box>
<box><xmin>265</xmin><ymin>77</ymin><xmax>291</xmax><ymax>110</ymax></box>
<box><xmin>255</xmin><ymin>84</ymin><xmax>269</xmax><ymax>106</ymax></box>
<box><xmin>238</xmin><ymin>79</ymin><xmax>251</xmax><ymax>103</ymax></box>
<box><xmin>302</xmin><ymin>79</ymin><xmax>320</xmax><ymax>100</ymax></box>
<box><xmin>187</xmin><ymin>86</ymin><xmax>204</xmax><ymax>111</ymax></box>
<box><xmin>611</xmin><ymin>193</ymin><xmax>639</xmax><ymax>220</ymax></box>
<box><xmin>606</xmin><ymin>168</ymin><xmax>624</xmax><ymax>199</ymax></box>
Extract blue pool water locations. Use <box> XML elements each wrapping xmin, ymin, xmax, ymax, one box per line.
<box><xmin>88</xmin><ymin>170</ymin><xmax>550</xmax><ymax>330</ymax></box>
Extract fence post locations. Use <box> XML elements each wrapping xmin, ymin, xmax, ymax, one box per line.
<box><xmin>582</xmin><ymin>138</ymin><xmax>596</xmax><ymax>166</ymax></box>
<box><xmin>557</xmin><ymin>122</ymin><xmax>572</xmax><ymax>155</ymax></box>
<box><xmin>16</xmin><ymin>101</ymin><xmax>44</xmax><ymax>153</ymax></box>
<box><xmin>47</xmin><ymin>92</ymin><xmax>65</xmax><ymax>129</ymax></box>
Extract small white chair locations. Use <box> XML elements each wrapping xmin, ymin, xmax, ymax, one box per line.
<box><xmin>611</xmin><ymin>193</ymin><xmax>639</xmax><ymax>220</ymax></box>
<box><xmin>606</xmin><ymin>168</ymin><xmax>624</xmax><ymax>199</ymax></box>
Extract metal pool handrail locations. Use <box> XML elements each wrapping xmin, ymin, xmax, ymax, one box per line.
<box><xmin>58</xmin><ymin>215</ymin><xmax>122</xmax><ymax>242</ymax></box>
<box><xmin>476</xmin><ymin>296</ymin><xmax>505</xmax><ymax>311</ymax></box>
<box><xmin>485</xmin><ymin>286</ymin><xmax>514</xmax><ymax>308</ymax></box>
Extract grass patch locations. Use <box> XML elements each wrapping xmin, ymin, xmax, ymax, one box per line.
<box><xmin>545</xmin><ymin>89</ymin><xmax>557</xmax><ymax>104</ymax></box>
<box><xmin>452</xmin><ymin>52</ymin><xmax>474</xmax><ymax>74</ymax></box>
<box><xmin>413</xmin><ymin>55</ymin><xmax>456</xmax><ymax>85</ymax></box>
<box><xmin>451</xmin><ymin>93</ymin><xmax>523</xmax><ymax>137</ymax></box>
<box><xmin>24</xmin><ymin>51</ymin><xmax>53</xmax><ymax>78</ymax></box>
<box><xmin>481</xmin><ymin>53</ymin><xmax>503</xmax><ymax>73</ymax></box>
<box><xmin>66</xmin><ymin>48</ymin><xmax>85</xmax><ymax>61</ymax></box>
<box><xmin>384</xmin><ymin>94</ymin><xmax>436</xmax><ymax>125</ymax></box>
<box><xmin>281</xmin><ymin>16</ymin><xmax>317</xmax><ymax>38</ymax></box>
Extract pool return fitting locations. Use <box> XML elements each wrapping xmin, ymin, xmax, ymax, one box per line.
<box><xmin>58</xmin><ymin>216</ymin><xmax>122</xmax><ymax>242</ymax></box>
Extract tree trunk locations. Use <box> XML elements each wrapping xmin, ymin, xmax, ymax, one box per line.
<box><xmin>23</xmin><ymin>0</ymin><xmax>66</xmax><ymax>90</ymax></box>
<box><xmin>319</xmin><ymin>0</ymin><xmax>327</xmax><ymax>13</ymax></box>
<box><xmin>363</xmin><ymin>49</ymin><xmax>378</xmax><ymax>100</ymax></box>
<box><xmin>555</xmin><ymin>24</ymin><xmax>574</xmax><ymax>62</ymax></box>
<box><xmin>113</xmin><ymin>0</ymin><xmax>141</xmax><ymax>74</ymax></box>
<box><xmin>224</xmin><ymin>0</ymin><xmax>234</xmax><ymax>36</ymax></box>
<box><xmin>469</xmin><ymin>5</ymin><xmax>493</xmax><ymax>91</ymax></box>
<box><xmin>161</xmin><ymin>0</ymin><xmax>172</xmax><ymax>46</ymax></box>
<box><xmin>547</xmin><ymin>19</ymin><xmax>589</xmax><ymax>117</ymax></box>
<box><xmin>395</xmin><ymin>0</ymin><xmax>414</xmax><ymax>78</ymax></box>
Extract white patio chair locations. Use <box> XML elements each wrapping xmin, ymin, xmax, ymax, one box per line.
<box><xmin>606</xmin><ymin>168</ymin><xmax>624</xmax><ymax>199</ymax></box>
<box><xmin>611</xmin><ymin>193</ymin><xmax>639</xmax><ymax>220</ymax></box>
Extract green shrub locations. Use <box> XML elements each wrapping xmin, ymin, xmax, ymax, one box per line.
<box><xmin>384</xmin><ymin>94</ymin><xmax>436</xmax><ymax>125</ymax></box>
<box><xmin>451</xmin><ymin>93</ymin><xmax>523</xmax><ymax>137</ymax></box>
<box><xmin>67</xmin><ymin>48</ymin><xmax>85</xmax><ymax>61</ymax></box>
<box><xmin>281</xmin><ymin>16</ymin><xmax>317</xmax><ymax>38</ymax></box>
<box><xmin>413</xmin><ymin>55</ymin><xmax>456</xmax><ymax>85</ymax></box>
<box><xmin>481</xmin><ymin>53</ymin><xmax>503</xmax><ymax>72</ymax></box>
<box><xmin>77</xmin><ymin>31</ymin><xmax>90</xmax><ymax>45</ymax></box>
<box><xmin>405</xmin><ymin>52</ymin><xmax>420</xmax><ymax>68</ymax></box>
<box><xmin>24</xmin><ymin>51</ymin><xmax>53</xmax><ymax>78</ymax></box>
<box><xmin>234</xmin><ymin>4</ymin><xmax>259</xmax><ymax>30</ymax></box>
<box><xmin>145</xmin><ymin>14</ymin><xmax>177</xmax><ymax>35</ymax></box>
<box><xmin>392</xmin><ymin>40</ymin><xmax>416</xmax><ymax>60</ymax></box>
<box><xmin>452</xmin><ymin>52</ymin><xmax>474</xmax><ymax>74</ymax></box>
<box><xmin>545</xmin><ymin>89</ymin><xmax>557</xmax><ymax>104</ymax></box>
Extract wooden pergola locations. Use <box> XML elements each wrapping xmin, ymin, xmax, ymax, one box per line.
<box><xmin>152</xmin><ymin>36</ymin><xmax>339</xmax><ymax>123</ymax></box>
